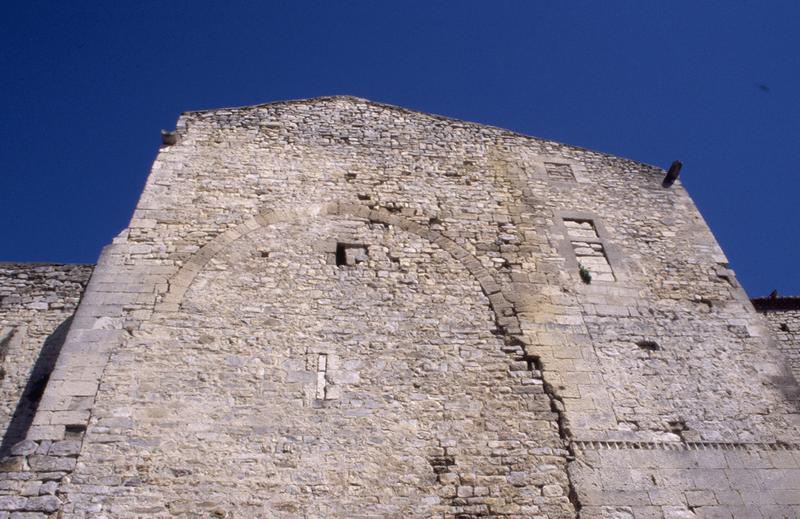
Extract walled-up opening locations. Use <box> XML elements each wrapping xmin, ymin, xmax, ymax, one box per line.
<box><xmin>545</xmin><ymin>162</ymin><xmax>576</xmax><ymax>181</ymax></box>
<box><xmin>564</xmin><ymin>218</ymin><xmax>615</xmax><ymax>281</ymax></box>
<box><xmin>316</xmin><ymin>353</ymin><xmax>328</xmax><ymax>400</ymax></box>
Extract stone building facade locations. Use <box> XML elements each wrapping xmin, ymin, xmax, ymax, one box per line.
<box><xmin>1</xmin><ymin>96</ymin><xmax>799</xmax><ymax>518</ymax></box>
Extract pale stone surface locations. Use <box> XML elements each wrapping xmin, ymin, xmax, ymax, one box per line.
<box><xmin>753</xmin><ymin>301</ymin><xmax>800</xmax><ymax>380</ymax></box>
<box><xmin>1</xmin><ymin>96</ymin><xmax>799</xmax><ymax>517</ymax></box>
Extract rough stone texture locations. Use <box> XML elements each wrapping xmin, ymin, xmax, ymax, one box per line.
<box><xmin>1</xmin><ymin>96</ymin><xmax>799</xmax><ymax>517</ymax></box>
<box><xmin>70</xmin><ymin>217</ymin><xmax>572</xmax><ymax>517</ymax></box>
<box><xmin>0</xmin><ymin>264</ymin><xmax>93</xmax><ymax>454</ymax></box>
<box><xmin>753</xmin><ymin>297</ymin><xmax>800</xmax><ymax>381</ymax></box>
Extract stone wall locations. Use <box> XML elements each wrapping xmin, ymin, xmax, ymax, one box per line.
<box><xmin>0</xmin><ymin>264</ymin><xmax>93</xmax><ymax>453</ymax></box>
<box><xmin>753</xmin><ymin>297</ymin><xmax>800</xmax><ymax>381</ymax></box>
<box><xmin>1</xmin><ymin>97</ymin><xmax>798</xmax><ymax>518</ymax></box>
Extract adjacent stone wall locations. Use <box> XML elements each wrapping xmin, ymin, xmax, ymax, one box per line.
<box><xmin>2</xmin><ymin>97</ymin><xmax>798</xmax><ymax>518</ymax></box>
<box><xmin>0</xmin><ymin>264</ymin><xmax>93</xmax><ymax>454</ymax></box>
<box><xmin>753</xmin><ymin>297</ymin><xmax>800</xmax><ymax>381</ymax></box>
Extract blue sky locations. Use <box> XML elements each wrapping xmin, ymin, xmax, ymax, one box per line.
<box><xmin>2</xmin><ymin>1</ymin><xmax>798</xmax><ymax>296</ymax></box>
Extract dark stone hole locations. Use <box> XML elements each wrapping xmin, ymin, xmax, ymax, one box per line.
<box><xmin>523</xmin><ymin>354</ymin><xmax>542</xmax><ymax>372</ymax></box>
<box><xmin>335</xmin><ymin>243</ymin><xmax>347</xmax><ymax>266</ymax></box>
<box><xmin>428</xmin><ymin>455</ymin><xmax>455</xmax><ymax>474</ymax></box>
<box><xmin>780</xmin><ymin>323</ymin><xmax>790</xmax><ymax>332</ymax></box>
<box><xmin>65</xmin><ymin>424</ymin><xmax>87</xmax><ymax>440</ymax></box>
<box><xmin>335</xmin><ymin>243</ymin><xmax>368</xmax><ymax>267</ymax></box>
<box><xmin>636</xmin><ymin>340</ymin><xmax>660</xmax><ymax>352</ymax></box>
<box><xmin>698</xmin><ymin>298</ymin><xmax>714</xmax><ymax>310</ymax></box>
<box><xmin>667</xmin><ymin>420</ymin><xmax>688</xmax><ymax>438</ymax></box>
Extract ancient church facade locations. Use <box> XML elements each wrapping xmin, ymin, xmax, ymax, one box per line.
<box><xmin>1</xmin><ymin>96</ymin><xmax>799</xmax><ymax>518</ymax></box>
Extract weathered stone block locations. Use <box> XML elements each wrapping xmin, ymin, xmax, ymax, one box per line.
<box><xmin>27</xmin><ymin>456</ymin><xmax>75</xmax><ymax>473</ymax></box>
<box><xmin>8</xmin><ymin>443</ymin><xmax>36</xmax><ymax>458</ymax></box>
<box><xmin>21</xmin><ymin>496</ymin><xmax>59</xmax><ymax>514</ymax></box>
<box><xmin>0</xmin><ymin>497</ymin><xmax>25</xmax><ymax>512</ymax></box>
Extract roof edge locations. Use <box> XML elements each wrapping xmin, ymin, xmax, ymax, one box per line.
<box><xmin>178</xmin><ymin>95</ymin><xmax>665</xmax><ymax>172</ymax></box>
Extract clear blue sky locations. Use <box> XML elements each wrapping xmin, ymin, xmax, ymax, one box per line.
<box><xmin>2</xmin><ymin>1</ymin><xmax>798</xmax><ymax>296</ymax></box>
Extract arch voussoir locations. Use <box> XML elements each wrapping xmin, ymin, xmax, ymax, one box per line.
<box><xmin>155</xmin><ymin>203</ymin><xmax>518</xmax><ymax>336</ymax></box>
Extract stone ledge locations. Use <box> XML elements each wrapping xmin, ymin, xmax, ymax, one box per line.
<box><xmin>573</xmin><ymin>440</ymin><xmax>800</xmax><ymax>452</ymax></box>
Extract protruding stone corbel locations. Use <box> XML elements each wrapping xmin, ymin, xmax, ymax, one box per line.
<box><xmin>662</xmin><ymin>160</ymin><xmax>682</xmax><ymax>187</ymax></box>
<box><xmin>161</xmin><ymin>130</ymin><xmax>178</xmax><ymax>146</ymax></box>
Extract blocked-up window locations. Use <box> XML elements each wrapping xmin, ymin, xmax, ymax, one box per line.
<box><xmin>563</xmin><ymin>219</ymin><xmax>615</xmax><ymax>282</ymax></box>
<box><xmin>545</xmin><ymin>162</ymin><xmax>576</xmax><ymax>181</ymax></box>
<box><xmin>316</xmin><ymin>354</ymin><xmax>328</xmax><ymax>400</ymax></box>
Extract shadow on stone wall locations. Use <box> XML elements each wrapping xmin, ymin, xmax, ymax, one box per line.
<box><xmin>0</xmin><ymin>317</ymin><xmax>72</xmax><ymax>457</ymax></box>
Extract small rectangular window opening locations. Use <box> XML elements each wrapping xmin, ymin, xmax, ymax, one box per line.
<box><xmin>335</xmin><ymin>242</ymin><xmax>368</xmax><ymax>267</ymax></box>
<box><xmin>335</xmin><ymin>243</ymin><xmax>347</xmax><ymax>266</ymax></box>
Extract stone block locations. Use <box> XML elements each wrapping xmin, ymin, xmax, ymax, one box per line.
<box><xmin>24</xmin><ymin>496</ymin><xmax>60</xmax><ymax>513</ymax></box>
<box><xmin>47</xmin><ymin>441</ymin><xmax>81</xmax><ymax>457</ymax></box>
<box><xmin>24</xmin><ymin>426</ymin><xmax>64</xmax><ymax>442</ymax></box>
<box><xmin>27</xmin><ymin>456</ymin><xmax>75</xmax><ymax>472</ymax></box>
<box><xmin>0</xmin><ymin>497</ymin><xmax>25</xmax><ymax>512</ymax></box>
<box><xmin>0</xmin><ymin>458</ymin><xmax>25</xmax><ymax>473</ymax></box>
<box><xmin>686</xmin><ymin>490</ymin><xmax>717</xmax><ymax>507</ymax></box>
<box><xmin>8</xmin><ymin>442</ymin><xmax>37</xmax><ymax>457</ymax></box>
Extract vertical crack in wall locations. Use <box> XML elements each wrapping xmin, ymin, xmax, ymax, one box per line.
<box><xmin>503</xmin><ymin>333</ymin><xmax>582</xmax><ymax>518</ymax></box>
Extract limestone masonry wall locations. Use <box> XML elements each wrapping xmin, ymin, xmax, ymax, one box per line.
<box><xmin>1</xmin><ymin>97</ymin><xmax>799</xmax><ymax>518</ymax></box>
<box><xmin>0</xmin><ymin>264</ymin><xmax>93</xmax><ymax>454</ymax></box>
<box><xmin>753</xmin><ymin>298</ymin><xmax>800</xmax><ymax>381</ymax></box>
